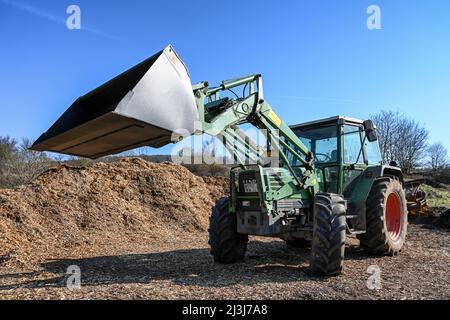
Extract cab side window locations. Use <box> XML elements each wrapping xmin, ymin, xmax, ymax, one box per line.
<box><xmin>365</xmin><ymin>139</ymin><xmax>382</xmax><ymax>165</ymax></box>
<box><xmin>343</xmin><ymin>125</ymin><xmax>364</xmax><ymax>164</ymax></box>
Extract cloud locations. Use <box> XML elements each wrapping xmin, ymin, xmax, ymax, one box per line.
<box><xmin>0</xmin><ymin>0</ymin><xmax>119</xmax><ymax>40</ymax></box>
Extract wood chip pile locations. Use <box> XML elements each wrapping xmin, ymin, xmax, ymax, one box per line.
<box><xmin>0</xmin><ymin>158</ymin><xmax>228</xmax><ymax>266</ymax></box>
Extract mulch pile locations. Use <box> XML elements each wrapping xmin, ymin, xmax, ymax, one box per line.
<box><xmin>0</xmin><ymin>158</ymin><xmax>228</xmax><ymax>266</ymax></box>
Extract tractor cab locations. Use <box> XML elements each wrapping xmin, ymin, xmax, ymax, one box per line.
<box><xmin>290</xmin><ymin>116</ymin><xmax>382</xmax><ymax>196</ymax></box>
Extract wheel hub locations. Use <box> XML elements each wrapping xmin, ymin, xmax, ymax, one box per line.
<box><xmin>386</xmin><ymin>192</ymin><xmax>402</xmax><ymax>240</ymax></box>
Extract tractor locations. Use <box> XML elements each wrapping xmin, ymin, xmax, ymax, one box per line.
<box><xmin>31</xmin><ymin>45</ymin><xmax>408</xmax><ymax>276</ymax></box>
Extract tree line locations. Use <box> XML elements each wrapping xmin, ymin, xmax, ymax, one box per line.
<box><xmin>371</xmin><ymin>110</ymin><xmax>448</xmax><ymax>174</ymax></box>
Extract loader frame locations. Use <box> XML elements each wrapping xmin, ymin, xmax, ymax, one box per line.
<box><xmin>192</xmin><ymin>75</ymin><xmax>317</xmax><ymax>189</ymax></box>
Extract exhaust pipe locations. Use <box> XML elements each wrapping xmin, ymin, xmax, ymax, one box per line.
<box><xmin>31</xmin><ymin>45</ymin><xmax>198</xmax><ymax>159</ymax></box>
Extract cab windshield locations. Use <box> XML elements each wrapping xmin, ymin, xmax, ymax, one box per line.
<box><xmin>289</xmin><ymin>125</ymin><xmax>338</xmax><ymax>165</ymax></box>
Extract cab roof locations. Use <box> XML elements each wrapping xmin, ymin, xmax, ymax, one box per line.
<box><xmin>290</xmin><ymin>116</ymin><xmax>365</xmax><ymax>130</ymax></box>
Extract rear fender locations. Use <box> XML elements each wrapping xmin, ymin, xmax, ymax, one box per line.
<box><xmin>345</xmin><ymin>165</ymin><xmax>404</xmax><ymax>233</ymax></box>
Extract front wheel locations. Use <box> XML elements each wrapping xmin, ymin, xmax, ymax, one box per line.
<box><xmin>310</xmin><ymin>193</ymin><xmax>347</xmax><ymax>276</ymax></box>
<box><xmin>208</xmin><ymin>197</ymin><xmax>248</xmax><ymax>263</ymax></box>
<box><xmin>358</xmin><ymin>177</ymin><xmax>408</xmax><ymax>255</ymax></box>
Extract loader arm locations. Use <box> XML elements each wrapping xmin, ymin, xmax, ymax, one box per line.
<box><xmin>192</xmin><ymin>75</ymin><xmax>315</xmax><ymax>189</ymax></box>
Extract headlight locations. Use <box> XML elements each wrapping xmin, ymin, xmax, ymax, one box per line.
<box><xmin>243</xmin><ymin>179</ymin><xmax>258</xmax><ymax>193</ymax></box>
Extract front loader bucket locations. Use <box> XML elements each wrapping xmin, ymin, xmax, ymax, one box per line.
<box><xmin>31</xmin><ymin>45</ymin><xmax>198</xmax><ymax>159</ymax></box>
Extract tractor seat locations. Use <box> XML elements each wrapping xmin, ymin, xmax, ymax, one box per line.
<box><xmin>330</xmin><ymin>150</ymin><xmax>338</xmax><ymax>162</ymax></box>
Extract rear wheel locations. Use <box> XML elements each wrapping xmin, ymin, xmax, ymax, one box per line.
<box><xmin>310</xmin><ymin>193</ymin><xmax>347</xmax><ymax>276</ymax></box>
<box><xmin>358</xmin><ymin>177</ymin><xmax>408</xmax><ymax>255</ymax></box>
<box><xmin>209</xmin><ymin>197</ymin><xmax>249</xmax><ymax>263</ymax></box>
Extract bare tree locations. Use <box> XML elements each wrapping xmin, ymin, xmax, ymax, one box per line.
<box><xmin>0</xmin><ymin>136</ymin><xmax>52</xmax><ymax>188</ymax></box>
<box><xmin>371</xmin><ymin>110</ymin><xmax>400</xmax><ymax>164</ymax></box>
<box><xmin>427</xmin><ymin>142</ymin><xmax>448</xmax><ymax>171</ymax></box>
<box><xmin>0</xmin><ymin>136</ymin><xmax>17</xmax><ymax>162</ymax></box>
<box><xmin>394</xmin><ymin>118</ymin><xmax>429</xmax><ymax>173</ymax></box>
<box><xmin>0</xmin><ymin>136</ymin><xmax>18</xmax><ymax>181</ymax></box>
<box><xmin>371</xmin><ymin>111</ymin><xmax>429</xmax><ymax>173</ymax></box>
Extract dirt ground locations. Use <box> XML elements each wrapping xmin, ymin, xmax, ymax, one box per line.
<box><xmin>0</xmin><ymin>224</ymin><xmax>448</xmax><ymax>300</ymax></box>
<box><xmin>0</xmin><ymin>158</ymin><xmax>449</xmax><ymax>300</ymax></box>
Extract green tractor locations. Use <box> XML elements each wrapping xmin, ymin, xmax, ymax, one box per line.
<box><xmin>31</xmin><ymin>45</ymin><xmax>408</xmax><ymax>276</ymax></box>
<box><xmin>207</xmin><ymin>113</ymin><xmax>408</xmax><ymax>276</ymax></box>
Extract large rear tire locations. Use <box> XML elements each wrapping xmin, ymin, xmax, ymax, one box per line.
<box><xmin>358</xmin><ymin>177</ymin><xmax>408</xmax><ymax>255</ymax></box>
<box><xmin>310</xmin><ymin>193</ymin><xmax>347</xmax><ymax>276</ymax></box>
<box><xmin>209</xmin><ymin>197</ymin><xmax>249</xmax><ymax>263</ymax></box>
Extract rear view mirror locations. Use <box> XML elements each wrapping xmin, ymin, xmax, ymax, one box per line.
<box><xmin>363</xmin><ymin>120</ymin><xmax>378</xmax><ymax>142</ymax></box>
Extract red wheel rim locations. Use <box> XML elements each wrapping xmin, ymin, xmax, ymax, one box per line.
<box><xmin>386</xmin><ymin>192</ymin><xmax>402</xmax><ymax>240</ymax></box>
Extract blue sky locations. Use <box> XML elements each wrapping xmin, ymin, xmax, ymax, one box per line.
<box><xmin>1</xmin><ymin>0</ymin><xmax>449</xmax><ymax>156</ymax></box>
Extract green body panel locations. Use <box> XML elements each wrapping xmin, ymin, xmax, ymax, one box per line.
<box><xmin>344</xmin><ymin>164</ymin><xmax>402</xmax><ymax>203</ymax></box>
<box><xmin>230</xmin><ymin>166</ymin><xmax>314</xmax><ymax>215</ymax></box>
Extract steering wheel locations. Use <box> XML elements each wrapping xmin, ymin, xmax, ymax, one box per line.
<box><xmin>315</xmin><ymin>153</ymin><xmax>332</xmax><ymax>162</ymax></box>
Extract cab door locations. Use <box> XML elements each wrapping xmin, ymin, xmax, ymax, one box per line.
<box><xmin>341</xmin><ymin>124</ymin><xmax>366</xmax><ymax>196</ymax></box>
